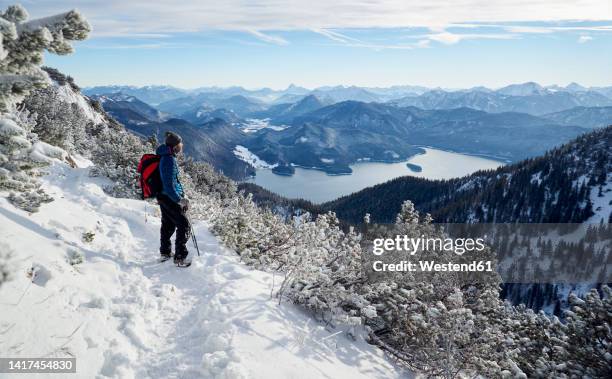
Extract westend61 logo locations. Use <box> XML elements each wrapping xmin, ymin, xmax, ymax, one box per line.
<box><xmin>372</xmin><ymin>235</ymin><xmax>487</xmax><ymax>256</ymax></box>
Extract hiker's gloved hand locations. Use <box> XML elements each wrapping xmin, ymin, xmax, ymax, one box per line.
<box><xmin>179</xmin><ymin>198</ymin><xmax>190</xmax><ymax>212</ymax></box>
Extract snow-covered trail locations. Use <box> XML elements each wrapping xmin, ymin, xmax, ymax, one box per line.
<box><xmin>0</xmin><ymin>161</ymin><xmax>411</xmax><ymax>379</ymax></box>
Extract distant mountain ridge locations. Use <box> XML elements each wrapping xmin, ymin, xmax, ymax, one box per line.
<box><xmin>156</xmin><ymin>93</ymin><xmax>267</xmax><ymax>118</ymax></box>
<box><xmin>390</xmin><ymin>88</ymin><xmax>612</xmax><ymax>115</ymax></box>
<box><xmin>542</xmin><ymin>106</ymin><xmax>612</xmax><ymax>129</ymax></box>
<box><xmin>83</xmin><ymin>85</ymin><xmax>188</xmax><ymax>105</ymax></box>
<box><xmin>84</xmin><ymin>82</ymin><xmax>612</xmax><ymax>113</ymax></box>
<box><xmin>311</xmin><ymin>86</ymin><xmax>381</xmax><ymax>103</ymax></box>
<box><xmin>179</xmin><ymin>106</ymin><xmax>242</xmax><ymax>125</ymax></box>
<box><xmin>250</xmin><ymin>95</ymin><xmax>333</xmax><ymax>124</ymax></box>
<box><xmin>496</xmin><ymin>81</ymin><xmax>548</xmax><ymax>96</ymax></box>
<box><xmin>90</xmin><ymin>93</ymin><xmax>169</xmax><ymax>123</ymax></box>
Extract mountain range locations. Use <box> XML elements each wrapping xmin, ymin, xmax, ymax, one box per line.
<box><xmin>390</xmin><ymin>87</ymin><xmax>612</xmax><ymax>115</ymax></box>
<box><xmin>89</xmin><ymin>86</ymin><xmax>610</xmax><ymax>176</ymax></box>
<box><xmin>250</xmin><ymin>94</ymin><xmax>333</xmax><ymax>124</ymax></box>
<box><xmin>84</xmin><ymin>82</ymin><xmax>612</xmax><ymax>110</ymax></box>
<box><xmin>155</xmin><ymin>93</ymin><xmax>267</xmax><ymax>118</ymax></box>
<box><xmin>90</xmin><ymin>93</ymin><xmax>169</xmax><ymax>123</ymax></box>
<box><xmin>83</xmin><ymin>85</ymin><xmax>188</xmax><ymax>105</ymax></box>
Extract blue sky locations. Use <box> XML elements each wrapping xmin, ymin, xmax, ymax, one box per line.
<box><xmin>11</xmin><ymin>0</ymin><xmax>612</xmax><ymax>89</ymax></box>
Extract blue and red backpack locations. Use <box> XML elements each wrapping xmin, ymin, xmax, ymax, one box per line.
<box><xmin>137</xmin><ymin>154</ymin><xmax>163</xmax><ymax>199</ymax></box>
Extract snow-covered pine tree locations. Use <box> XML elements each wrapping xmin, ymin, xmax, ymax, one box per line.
<box><xmin>178</xmin><ymin>158</ymin><xmax>236</xmax><ymax>222</ymax></box>
<box><xmin>497</xmin><ymin>305</ymin><xmax>567</xmax><ymax>378</ymax></box>
<box><xmin>563</xmin><ymin>286</ymin><xmax>612</xmax><ymax>377</ymax></box>
<box><xmin>87</xmin><ymin>123</ymin><xmax>153</xmax><ymax>198</ymax></box>
<box><xmin>212</xmin><ymin>191</ymin><xmax>293</xmax><ymax>267</ymax></box>
<box><xmin>182</xmin><ymin>157</ymin><xmax>237</xmax><ymax>202</ymax></box>
<box><xmin>0</xmin><ymin>4</ymin><xmax>90</xmax><ymax>211</ymax></box>
<box><xmin>283</xmin><ymin>212</ymin><xmax>367</xmax><ymax>325</ymax></box>
<box><xmin>23</xmin><ymin>85</ymin><xmax>92</xmax><ymax>154</ymax></box>
<box><xmin>0</xmin><ymin>5</ymin><xmax>90</xmax><ymax>111</ymax></box>
<box><xmin>0</xmin><ymin>108</ymin><xmax>58</xmax><ymax>211</ymax></box>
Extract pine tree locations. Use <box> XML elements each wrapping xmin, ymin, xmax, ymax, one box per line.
<box><xmin>563</xmin><ymin>287</ymin><xmax>612</xmax><ymax>377</ymax></box>
<box><xmin>282</xmin><ymin>212</ymin><xmax>366</xmax><ymax>323</ymax></box>
<box><xmin>0</xmin><ymin>4</ymin><xmax>90</xmax><ymax>211</ymax></box>
<box><xmin>87</xmin><ymin>125</ymin><xmax>149</xmax><ymax>198</ymax></box>
<box><xmin>0</xmin><ymin>5</ymin><xmax>90</xmax><ymax>111</ymax></box>
<box><xmin>24</xmin><ymin>86</ymin><xmax>92</xmax><ymax>153</ymax></box>
<box><xmin>0</xmin><ymin>110</ymin><xmax>55</xmax><ymax>211</ymax></box>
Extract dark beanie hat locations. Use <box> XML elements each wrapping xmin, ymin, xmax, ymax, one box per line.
<box><xmin>165</xmin><ymin>131</ymin><xmax>182</xmax><ymax>147</ymax></box>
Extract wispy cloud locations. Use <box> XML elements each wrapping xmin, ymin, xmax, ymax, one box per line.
<box><xmin>503</xmin><ymin>24</ymin><xmax>612</xmax><ymax>34</ymax></box>
<box><xmin>427</xmin><ymin>31</ymin><xmax>519</xmax><ymax>45</ymax></box>
<box><xmin>312</xmin><ymin>27</ymin><xmax>518</xmax><ymax>50</ymax></box>
<box><xmin>311</xmin><ymin>29</ymin><xmax>364</xmax><ymax>44</ymax></box>
<box><xmin>504</xmin><ymin>26</ymin><xmax>555</xmax><ymax>34</ymax></box>
<box><xmin>427</xmin><ymin>32</ymin><xmax>463</xmax><ymax>45</ymax></box>
<box><xmin>311</xmin><ymin>30</ymin><xmax>431</xmax><ymax>50</ymax></box>
<box><xmin>578</xmin><ymin>35</ymin><xmax>593</xmax><ymax>43</ymax></box>
<box><xmin>247</xmin><ymin>30</ymin><xmax>289</xmax><ymax>46</ymax></box>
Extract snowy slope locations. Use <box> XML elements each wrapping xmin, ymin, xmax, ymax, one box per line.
<box><xmin>233</xmin><ymin>145</ymin><xmax>277</xmax><ymax>169</ymax></box>
<box><xmin>587</xmin><ymin>172</ymin><xmax>612</xmax><ymax>223</ymax></box>
<box><xmin>56</xmin><ymin>84</ymin><xmax>106</xmax><ymax>124</ymax></box>
<box><xmin>0</xmin><ymin>159</ymin><xmax>410</xmax><ymax>379</ymax></box>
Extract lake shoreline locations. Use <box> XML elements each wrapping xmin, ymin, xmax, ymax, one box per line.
<box><xmin>413</xmin><ymin>145</ymin><xmax>511</xmax><ymax>163</ymax></box>
<box><xmin>273</xmin><ymin>148</ymin><xmax>427</xmax><ymax>177</ymax></box>
<box><xmin>244</xmin><ymin>147</ymin><xmax>504</xmax><ymax>203</ymax></box>
<box><xmin>244</xmin><ymin>145</ymin><xmax>506</xmax><ymax>180</ymax></box>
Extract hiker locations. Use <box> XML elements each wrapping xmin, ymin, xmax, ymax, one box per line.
<box><xmin>156</xmin><ymin>131</ymin><xmax>191</xmax><ymax>266</ymax></box>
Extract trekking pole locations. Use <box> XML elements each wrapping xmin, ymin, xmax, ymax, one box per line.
<box><xmin>188</xmin><ymin>216</ymin><xmax>201</xmax><ymax>256</ymax></box>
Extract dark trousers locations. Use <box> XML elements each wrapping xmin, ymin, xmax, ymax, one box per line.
<box><xmin>157</xmin><ymin>194</ymin><xmax>190</xmax><ymax>259</ymax></box>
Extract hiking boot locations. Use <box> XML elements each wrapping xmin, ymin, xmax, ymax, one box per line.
<box><xmin>174</xmin><ymin>256</ymin><xmax>191</xmax><ymax>267</ymax></box>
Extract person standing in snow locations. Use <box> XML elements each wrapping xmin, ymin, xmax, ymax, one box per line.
<box><xmin>156</xmin><ymin>132</ymin><xmax>191</xmax><ymax>266</ymax></box>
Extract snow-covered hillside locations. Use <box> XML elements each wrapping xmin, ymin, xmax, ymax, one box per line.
<box><xmin>0</xmin><ymin>159</ymin><xmax>410</xmax><ymax>379</ymax></box>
